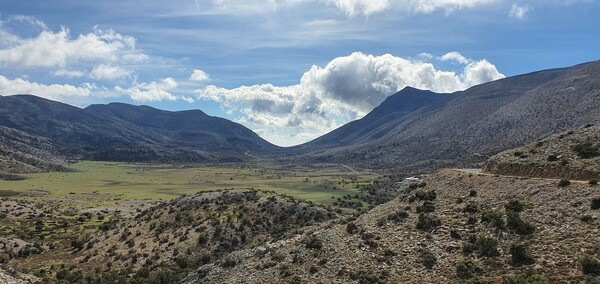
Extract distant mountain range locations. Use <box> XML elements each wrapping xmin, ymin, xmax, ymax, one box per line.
<box><xmin>0</xmin><ymin>95</ymin><xmax>279</xmax><ymax>166</ymax></box>
<box><xmin>0</xmin><ymin>60</ymin><xmax>599</xmax><ymax>174</ymax></box>
<box><xmin>298</xmin><ymin>60</ymin><xmax>600</xmax><ymax>172</ymax></box>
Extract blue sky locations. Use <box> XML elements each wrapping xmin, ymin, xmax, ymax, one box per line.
<box><xmin>0</xmin><ymin>0</ymin><xmax>598</xmax><ymax>146</ymax></box>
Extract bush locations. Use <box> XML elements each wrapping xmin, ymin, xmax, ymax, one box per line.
<box><xmin>416</xmin><ymin>201</ymin><xmax>435</xmax><ymax>213</ymax></box>
<box><xmin>506</xmin><ymin>211</ymin><xmax>535</xmax><ymax>235</ymax></box>
<box><xmin>503</xmin><ymin>273</ymin><xmax>548</xmax><ymax>284</ymax></box>
<box><xmin>415</xmin><ymin>190</ymin><xmax>436</xmax><ymax>201</ymax></box>
<box><xmin>304</xmin><ymin>236</ymin><xmax>323</xmax><ymax>250</ymax></box>
<box><xmin>469</xmin><ymin>190</ymin><xmax>477</xmax><ymax>197</ymax></box>
<box><xmin>387</xmin><ymin>211</ymin><xmax>409</xmax><ymax>223</ymax></box>
<box><xmin>455</xmin><ymin>259</ymin><xmax>480</xmax><ymax>279</ymax></box>
<box><xmin>547</xmin><ymin>155</ymin><xmax>559</xmax><ymax>162</ymax></box>
<box><xmin>463</xmin><ymin>202</ymin><xmax>479</xmax><ymax>213</ymax></box>
<box><xmin>572</xmin><ymin>143</ymin><xmax>600</xmax><ymax>159</ymax></box>
<box><xmin>579</xmin><ymin>255</ymin><xmax>600</xmax><ymax>276</ymax></box>
<box><xmin>476</xmin><ymin>236</ymin><xmax>500</xmax><ymax>258</ymax></box>
<box><xmin>558</xmin><ymin>179</ymin><xmax>571</xmax><ymax>187</ymax></box>
<box><xmin>510</xmin><ymin>244</ymin><xmax>535</xmax><ymax>266</ymax></box>
<box><xmin>591</xmin><ymin>198</ymin><xmax>600</xmax><ymax>210</ymax></box>
<box><xmin>505</xmin><ymin>200</ymin><xmax>524</xmax><ymax>212</ymax></box>
<box><xmin>346</xmin><ymin>222</ymin><xmax>359</xmax><ymax>234</ymax></box>
<box><xmin>481</xmin><ymin>210</ymin><xmax>505</xmax><ymax>229</ymax></box>
<box><xmin>419</xmin><ymin>249</ymin><xmax>437</xmax><ymax>269</ymax></box>
<box><xmin>416</xmin><ymin>213</ymin><xmax>441</xmax><ymax>232</ymax></box>
<box><xmin>590</xmin><ymin>180</ymin><xmax>599</xmax><ymax>185</ymax></box>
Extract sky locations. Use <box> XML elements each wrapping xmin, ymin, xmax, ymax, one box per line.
<box><xmin>0</xmin><ymin>0</ymin><xmax>598</xmax><ymax>146</ymax></box>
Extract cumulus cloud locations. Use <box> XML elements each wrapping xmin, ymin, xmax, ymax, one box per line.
<box><xmin>0</xmin><ymin>75</ymin><xmax>94</xmax><ymax>100</ymax></box>
<box><xmin>181</xmin><ymin>96</ymin><xmax>195</xmax><ymax>103</ymax></box>
<box><xmin>509</xmin><ymin>3</ymin><xmax>530</xmax><ymax>19</ymax></box>
<box><xmin>89</xmin><ymin>64</ymin><xmax>131</xmax><ymax>81</ymax></box>
<box><xmin>440</xmin><ymin>51</ymin><xmax>471</xmax><ymax>64</ymax></box>
<box><xmin>0</xmin><ymin>25</ymin><xmax>147</xmax><ymax>70</ymax></box>
<box><xmin>196</xmin><ymin>52</ymin><xmax>504</xmax><ymax>146</ymax></box>
<box><xmin>115</xmin><ymin>77</ymin><xmax>178</xmax><ymax>102</ymax></box>
<box><xmin>190</xmin><ymin>69</ymin><xmax>210</xmax><ymax>82</ymax></box>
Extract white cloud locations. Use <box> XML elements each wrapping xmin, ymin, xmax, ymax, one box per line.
<box><xmin>0</xmin><ymin>25</ymin><xmax>147</xmax><ymax>70</ymax></box>
<box><xmin>0</xmin><ymin>75</ymin><xmax>94</xmax><ymax>100</ymax></box>
<box><xmin>181</xmin><ymin>96</ymin><xmax>195</xmax><ymax>103</ymax></box>
<box><xmin>89</xmin><ymin>64</ymin><xmax>131</xmax><ymax>81</ymax></box>
<box><xmin>53</xmin><ymin>69</ymin><xmax>86</xmax><ymax>78</ymax></box>
<box><xmin>189</xmin><ymin>69</ymin><xmax>210</xmax><ymax>82</ymax></box>
<box><xmin>440</xmin><ymin>51</ymin><xmax>471</xmax><ymax>64</ymax></box>
<box><xmin>208</xmin><ymin>0</ymin><xmax>497</xmax><ymax>16</ymax></box>
<box><xmin>196</xmin><ymin>52</ymin><xmax>504</xmax><ymax>146</ymax></box>
<box><xmin>509</xmin><ymin>3</ymin><xmax>529</xmax><ymax>19</ymax></box>
<box><xmin>115</xmin><ymin>77</ymin><xmax>178</xmax><ymax>102</ymax></box>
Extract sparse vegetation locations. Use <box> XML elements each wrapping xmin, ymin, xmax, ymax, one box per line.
<box><xmin>416</xmin><ymin>213</ymin><xmax>441</xmax><ymax>232</ymax></box>
<box><xmin>455</xmin><ymin>259</ymin><xmax>481</xmax><ymax>279</ymax></box>
<box><xmin>591</xmin><ymin>197</ymin><xmax>600</xmax><ymax>210</ymax></box>
<box><xmin>510</xmin><ymin>244</ymin><xmax>535</xmax><ymax>266</ymax></box>
<box><xmin>558</xmin><ymin>179</ymin><xmax>571</xmax><ymax>187</ymax></box>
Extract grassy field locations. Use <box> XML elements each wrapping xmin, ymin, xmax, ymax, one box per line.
<box><xmin>0</xmin><ymin>161</ymin><xmax>377</xmax><ymax>208</ymax></box>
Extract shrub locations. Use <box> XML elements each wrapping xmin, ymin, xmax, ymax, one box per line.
<box><xmin>346</xmin><ymin>222</ymin><xmax>359</xmax><ymax>234</ymax></box>
<box><xmin>505</xmin><ymin>200</ymin><xmax>524</xmax><ymax>212</ymax></box>
<box><xmin>591</xmin><ymin>198</ymin><xmax>600</xmax><ymax>210</ymax></box>
<box><xmin>590</xmin><ymin>180</ymin><xmax>599</xmax><ymax>185</ymax></box>
<box><xmin>476</xmin><ymin>236</ymin><xmax>500</xmax><ymax>258</ymax></box>
<box><xmin>481</xmin><ymin>210</ymin><xmax>505</xmax><ymax>229</ymax></box>
<box><xmin>304</xmin><ymin>236</ymin><xmax>323</xmax><ymax>250</ymax></box>
<box><xmin>388</xmin><ymin>211</ymin><xmax>409</xmax><ymax>223</ymax></box>
<box><xmin>419</xmin><ymin>249</ymin><xmax>437</xmax><ymax>269</ymax></box>
<box><xmin>506</xmin><ymin>211</ymin><xmax>535</xmax><ymax>235</ymax></box>
<box><xmin>469</xmin><ymin>190</ymin><xmax>477</xmax><ymax>197</ymax></box>
<box><xmin>463</xmin><ymin>202</ymin><xmax>479</xmax><ymax>213</ymax></box>
<box><xmin>579</xmin><ymin>255</ymin><xmax>600</xmax><ymax>276</ymax></box>
<box><xmin>450</xmin><ymin>230</ymin><xmax>461</xmax><ymax>240</ymax></box>
<box><xmin>416</xmin><ymin>213</ymin><xmax>441</xmax><ymax>232</ymax></box>
<box><xmin>510</xmin><ymin>244</ymin><xmax>535</xmax><ymax>266</ymax></box>
<box><xmin>455</xmin><ymin>259</ymin><xmax>480</xmax><ymax>279</ymax></box>
<box><xmin>502</xmin><ymin>273</ymin><xmax>548</xmax><ymax>284</ymax></box>
<box><xmin>416</xmin><ymin>201</ymin><xmax>436</xmax><ymax>213</ymax></box>
<box><xmin>558</xmin><ymin>179</ymin><xmax>571</xmax><ymax>187</ymax></box>
<box><xmin>572</xmin><ymin>143</ymin><xmax>600</xmax><ymax>159</ymax></box>
<box><xmin>415</xmin><ymin>190</ymin><xmax>436</xmax><ymax>201</ymax></box>
<box><xmin>547</xmin><ymin>155</ymin><xmax>559</xmax><ymax>162</ymax></box>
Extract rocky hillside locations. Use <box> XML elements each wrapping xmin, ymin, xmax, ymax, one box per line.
<box><xmin>39</xmin><ymin>190</ymin><xmax>338</xmax><ymax>283</ymax></box>
<box><xmin>484</xmin><ymin>125</ymin><xmax>600</xmax><ymax>180</ymax></box>
<box><xmin>188</xmin><ymin>169</ymin><xmax>600</xmax><ymax>283</ymax></box>
<box><xmin>0</xmin><ymin>126</ymin><xmax>71</xmax><ymax>180</ymax></box>
<box><xmin>302</xmin><ymin>60</ymin><xmax>600</xmax><ymax>172</ymax></box>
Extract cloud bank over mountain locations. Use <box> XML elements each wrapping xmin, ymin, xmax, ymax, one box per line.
<box><xmin>196</xmin><ymin>52</ymin><xmax>504</xmax><ymax>146</ymax></box>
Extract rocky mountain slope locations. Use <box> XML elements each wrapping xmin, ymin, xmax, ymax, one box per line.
<box><xmin>484</xmin><ymin>125</ymin><xmax>600</xmax><ymax>180</ymax></box>
<box><xmin>302</xmin><ymin>60</ymin><xmax>600</xmax><ymax>172</ymax></box>
<box><xmin>0</xmin><ymin>126</ymin><xmax>70</xmax><ymax>180</ymax></box>
<box><xmin>0</xmin><ymin>95</ymin><xmax>279</xmax><ymax>165</ymax></box>
<box><xmin>189</xmin><ymin>171</ymin><xmax>600</xmax><ymax>283</ymax></box>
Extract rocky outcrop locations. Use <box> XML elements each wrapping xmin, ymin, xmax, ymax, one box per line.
<box><xmin>483</xmin><ymin>126</ymin><xmax>600</xmax><ymax>180</ymax></box>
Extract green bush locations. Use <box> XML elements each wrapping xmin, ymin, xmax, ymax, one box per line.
<box><xmin>505</xmin><ymin>200</ymin><xmax>524</xmax><ymax>212</ymax></box>
<box><xmin>415</xmin><ymin>190</ymin><xmax>436</xmax><ymax>201</ymax></box>
<box><xmin>455</xmin><ymin>259</ymin><xmax>480</xmax><ymax>279</ymax></box>
<box><xmin>579</xmin><ymin>255</ymin><xmax>600</xmax><ymax>276</ymax></box>
<box><xmin>463</xmin><ymin>202</ymin><xmax>479</xmax><ymax>213</ymax></box>
<box><xmin>416</xmin><ymin>213</ymin><xmax>441</xmax><ymax>232</ymax></box>
<box><xmin>481</xmin><ymin>210</ymin><xmax>505</xmax><ymax>228</ymax></box>
<box><xmin>590</xmin><ymin>180</ymin><xmax>599</xmax><ymax>185</ymax></box>
<box><xmin>419</xmin><ymin>249</ymin><xmax>437</xmax><ymax>269</ymax></box>
<box><xmin>346</xmin><ymin>222</ymin><xmax>359</xmax><ymax>234</ymax></box>
<box><xmin>510</xmin><ymin>244</ymin><xmax>535</xmax><ymax>266</ymax></box>
<box><xmin>304</xmin><ymin>236</ymin><xmax>323</xmax><ymax>250</ymax></box>
<box><xmin>572</xmin><ymin>143</ymin><xmax>600</xmax><ymax>159</ymax></box>
<box><xmin>476</xmin><ymin>236</ymin><xmax>500</xmax><ymax>258</ymax></box>
<box><xmin>416</xmin><ymin>201</ymin><xmax>435</xmax><ymax>213</ymax></box>
<box><xmin>558</xmin><ymin>179</ymin><xmax>571</xmax><ymax>187</ymax></box>
<box><xmin>591</xmin><ymin>197</ymin><xmax>600</xmax><ymax>210</ymax></box>
<box><xmin>506</xmin><ymin>211</ymin><xmax>535</xmax><ymax>235</ymax></box>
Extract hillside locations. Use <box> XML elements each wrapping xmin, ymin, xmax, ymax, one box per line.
<box><xmin>0</xmin><ymin>126</ymin><xmax>70</xmax><ymax>180</ymax></box>
<box><xmin>484</xmin><ymin>125</ymin><xmax>600</xmax><ymax>180</ymax></box>
<box><xmin>189</xmin><ymin>170</ymin><xmax>600</xmax><ymax>283</ymax></box>
<box><xmin>301</xmin><ymin>60</ymin><xmax>600</xmax><ymax>172</ymax></box>
<box><xmin>0</xmin><ymin>95</ymin><xmax>279</xmax><ymax>165</ymax></box>
<box><xmin>293</xmin><ymin>87</ymin><xmax>450</xmax><ymax>150</ymax></box>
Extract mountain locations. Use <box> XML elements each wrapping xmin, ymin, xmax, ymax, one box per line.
<box><xmin>301</xmin><ymin>60</ymin><xmax>600</xmax><ymax>172</ymax></box>
<box><xmin>293</xmin><ymin>87</ymin><xmax>450</xmax><ymax>150</ymax></box>
<box><xmin>0</xmin><ymin>95</ymin><xmax>279</xmax><ymax>164</ymax></box>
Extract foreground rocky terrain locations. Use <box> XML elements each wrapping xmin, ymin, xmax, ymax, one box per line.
<box><xmin>189</xmin><ymin>169</ymin><xmax>599</xmax><ymax>283</ymax></box>
<box><xmin>484</xmin><ymin>125</ymin><xmax>600</xmax><ymax>180</ymax></box>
